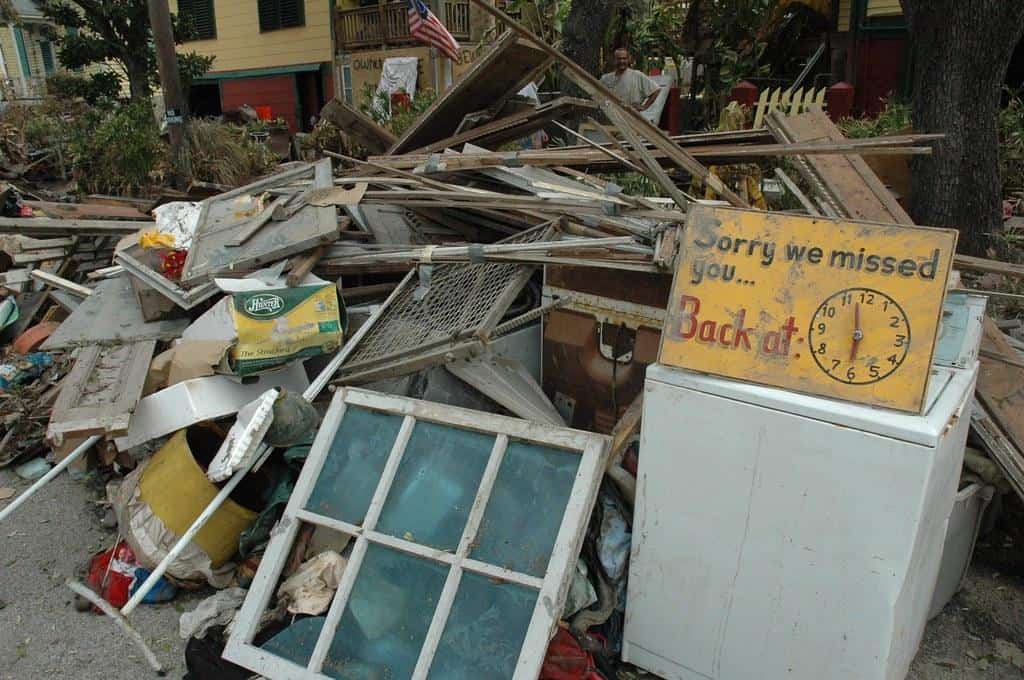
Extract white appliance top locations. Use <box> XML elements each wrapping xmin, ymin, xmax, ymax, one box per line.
<box><xmin>646</xmin><ymin>362</ymin><xmax>977</xmax><ymax>447</ymax></box>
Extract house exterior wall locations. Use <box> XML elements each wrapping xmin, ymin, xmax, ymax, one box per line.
<box><xmin>170</xmin><ymin>0</ymin><xmax>333</xmax><ymax>74</ymax></box>
<box><xmin>0</xmin><ymin>27</ymin><xmax>20</xmax><ymax>80</ymax></box>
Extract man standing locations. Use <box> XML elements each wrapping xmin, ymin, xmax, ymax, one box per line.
<box><xmin>600</xmin><ymin>48</ymin><xmax>661</xmax><ymax>112</ymax></box>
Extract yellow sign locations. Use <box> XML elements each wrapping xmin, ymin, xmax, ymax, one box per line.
<box><xmin>659</xmin><ymin>206</ymin><xmax>957</xmax><ymax>413</ymax></box>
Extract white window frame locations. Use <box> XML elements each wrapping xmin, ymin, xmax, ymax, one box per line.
<box><xmin>224</xmin><ymin>387</ymin><xmax>609</xmax><ymax>680</ymax></box>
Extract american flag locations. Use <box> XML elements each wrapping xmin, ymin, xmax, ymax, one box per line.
<box><xmin>408</xmin><ymin>0</ymin><xmax>462</xmax><ymax>62</ymax></box>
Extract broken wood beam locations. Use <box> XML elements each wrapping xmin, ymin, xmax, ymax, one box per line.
<box><xmin>466</xmin><ymin>0</ymin><xmax>747</xmax><ymax>209</ymax></box>
<box><xmin>287</xmin><ymin>245</ymin><xmax>328</xmax><ymax>287</ymax></box>
<box><xmin>0</xmin><ymin>217</ymin><xmax>150</xmax><ymax>236</ymax></box>
<box><xmin>953</xmin><ymin>253</ymin><xmax>1024</xmax><ymax>279</ymax></box>
<box><xmin>29</xmin><ymin>269</ymin><xmax>93</xmax><ymax>298</ymax></box>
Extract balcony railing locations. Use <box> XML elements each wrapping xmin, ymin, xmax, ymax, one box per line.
<box><xmin>337</xmin><ymin>1</ymin><xmax>471</xmax><ymax>51</ymax></box>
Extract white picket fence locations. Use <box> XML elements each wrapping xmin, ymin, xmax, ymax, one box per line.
<box><xmin>752</xmin><ymin>86</ymin><xmax>828</xmax><ymax>128</ymax></box>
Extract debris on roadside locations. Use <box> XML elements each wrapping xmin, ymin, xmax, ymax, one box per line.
<box><xmin>2</xmin><ymin>7</ymin><xmax>1024</xmax><ymax>680</ymax></box>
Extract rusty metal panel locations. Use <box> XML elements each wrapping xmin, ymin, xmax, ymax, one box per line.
<box><xmin>542</xmin><ymin>267</ymin><xmax>668</xmax><ymax>434</ymax></box>
<box><xmin>47</xmin><ymin>340</ymin><xmax>157</xmax><ymax>442</ymax></box>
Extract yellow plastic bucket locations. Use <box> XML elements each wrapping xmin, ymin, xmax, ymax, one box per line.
<box><xmin>138</xmin><ymin>430</ymin><xmax>257</xmax><ymax>567</ymax></box>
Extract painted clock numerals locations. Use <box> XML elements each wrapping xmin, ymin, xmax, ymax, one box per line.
<box><xmin>808</xmin><ymin>288</ymin><xmax>911</xmax><ymax>385</ymax></box>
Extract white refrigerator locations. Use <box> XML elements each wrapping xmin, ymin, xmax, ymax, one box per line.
<box><xmin>622</xmin><ymin>362</ymin><xmax>977</xmax><ymax>680</ymax></box>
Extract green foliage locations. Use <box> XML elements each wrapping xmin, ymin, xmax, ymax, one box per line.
<box><xmin>45</xmin><ymin>71</ymin><xmax>122</xmax><ymax>104</ymax></box>
<box><xmin>37</xmin><ymin>0</ymin><xmax>213</xmax><ymax>101</ymax></box>
<box><xmin>1000</xmin><ymin>89</ymin><xmax>1024</xmax><ymax>193</ymax></box>
<box><xmin>67</xmin><ymin>100</ymin><xmax>164</xmax><ymax>193</ymax></box>
<box><xmin>838</xmin><ymin>98</ymin><xmax>912</xmax><ymax>138</ymax></box>
<box><xmin>629</xmin><ymin>0</ymin><xmax>687</xmax><ymax>66</ymax></box>
<box><xmin>358</xmin><ymin>83</ymin><xmax>438</xmax><ymax>138</ymax></box>
<box><xmin>607</xmin><ymin>171</ymin><xmax>662</xmax><ymax>197</ymax></box>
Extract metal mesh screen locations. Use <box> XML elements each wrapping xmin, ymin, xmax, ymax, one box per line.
<box><xmin>340</xmin><ymin>226</ymin><xmax>551</xmax><ymax>376</ymax></box>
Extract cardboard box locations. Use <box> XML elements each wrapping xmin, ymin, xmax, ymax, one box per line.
<box><xmin>184</xmin><ymin>273</ymin><xmax>344</xmax><ymax>376</ymax></box>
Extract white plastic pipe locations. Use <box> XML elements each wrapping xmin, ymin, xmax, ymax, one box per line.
<box><xmin>0</xmin><ymin>435</ymin><xmax>100</xmax><ymax>523</ymax></box>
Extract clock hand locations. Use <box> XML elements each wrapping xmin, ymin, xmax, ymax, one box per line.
<box><xmin>850</xmin><ymin>302</ymin><xmax>863</xmax><ymax>361</ymax></box>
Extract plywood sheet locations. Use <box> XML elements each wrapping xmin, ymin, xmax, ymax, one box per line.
<box><xmin>41</xmin><ymin>276</ymin><xmax>188</xmax><ymax>350</ymax></box>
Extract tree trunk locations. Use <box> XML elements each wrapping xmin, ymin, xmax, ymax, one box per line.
<box><xmin>562</xmin><ymin>0</ymin><xmax>623</xmax><ymax>77</ymax></box>
<box><xmin>902</xmin><ymin>0</ymin><xmax>1024</xmax><ymax>256</ymax></box>
<box><xmin>124</xmin><ymin>57</ymin><xmax>151</xmax><ymax>102</ymax></box>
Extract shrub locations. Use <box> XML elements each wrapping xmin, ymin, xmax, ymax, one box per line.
<box><xmin>68</xmin><ymin>100</ymin><xmax>164</xmax><ymax>194</ymax></box>
<box><xmin>46</xmin><ymin>71</ymin><xmax>122</xmax><ymax>105</ymax></box>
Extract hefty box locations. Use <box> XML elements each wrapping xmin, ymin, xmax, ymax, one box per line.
<box><xmin>183</xmin><ymin>273</ymin><xmax>344</xmax><ymax>376</ymax></box>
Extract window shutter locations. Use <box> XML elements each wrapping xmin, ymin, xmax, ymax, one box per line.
<box><xmin>179</xmin><ymin>0</ymin><xmax>216</xmax><ymax>41</ymax></box>
<box><xmin>258</xmin><ymin>0</ymin><xmax>305</xmax><ymax>31</ymax></box>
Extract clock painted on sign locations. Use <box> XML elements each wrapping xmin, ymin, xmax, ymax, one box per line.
<box><xmin>808</xmin><ymin>287</ymin><xmax>911</xmax><ymax>385</ymax></box>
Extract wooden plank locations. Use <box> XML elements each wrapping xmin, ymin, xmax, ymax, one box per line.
<box><xmin>0</xmin><ymin>217</ymin><xmax>150</xmax><ymax>236</ymax></box>
<box><xmin>0</xmin><ymin>269</ymin><xmax>32</xmax><ymax>286</ymax></box>
<box><xmin>29</xmin><ymin>269</ymin><xmax>93</xmax><ymax>298</ymax></box>
<box><xmin>226</xmin><ymin>195</ymin><xmax>289</xmax><ymax>247</ymax></box>
<box><xmin>41</xmin><ymin>275</ymin><xmax>189</xmax><ymax>350</ymax></box>
<box><xmin>286</xmin><ymin>245</ymin><xmax>327</xmax><ymax>287</ymax></box>
<box><xmin>318</xmin><ymin>97</ymin><xmax>398</xmax><ymax>156</ymax></box>
<box><xmin>390</xmin><ymin>32</ymin><xmax>554</xmax><ymax>154</ymax></box>
<box><xmin>953</xmin><ymin>253</ymin><xmax>1024</xmax><ymax>279</ymax></box>
<box><xmin>47</xmin><ymin>340</ymin><xmax>156</xmax><ymax>442</ymax></box>
<box><xmin>459</xmin><ymin>5</ymin><xmax>739</xmax><ymax>209</ymax></box>
<box><xmin>971</xmin><ymin>398</ymin><xmax>1024</xmax><ymax>502</ymax></box>
<box><xmin>976</xmin><ymin>318</ymin><xmax>1024</xmax><ymax>475</ymax></box>
<box><xmin>768</xmin><ymin>108</ymin><xmax>913</xmax><ymax>224</ymax></box>
<box><xmin>25</xmin><ymin>200</ymin><xmax>152</xmax><ymax>221</ymax></box>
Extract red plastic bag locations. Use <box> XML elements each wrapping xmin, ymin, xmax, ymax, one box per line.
<box><xmin>539</xmin><ymin>628</ymin><xmax>603</xmax><ymax>680</ymax></box>
<box><xmin>85</xmin><ymin>541</ymin><xmax>140</xmax><ymax>610</ymax></box>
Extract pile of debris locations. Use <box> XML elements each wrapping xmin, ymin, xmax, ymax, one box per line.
<box><xmin>2</xmin><ymin>6</ymin><xmax>1024</xmax><ymax>680</ymax></box>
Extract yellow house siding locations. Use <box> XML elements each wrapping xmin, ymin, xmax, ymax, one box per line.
<box><xmin>0</xmin><ymin>28</ymin><xmax>21</xmax><ymax>79</ymax></box>
<box><xmin>171</xmin><ymin>0</ymin><xmax>333</xmax><ymax>74</ymax></box>
<box><xmin>837</xmin><ymin>0</ymin><xmax>852</xmax><ymax>31</ymax></box>
<box><xmin>866</xmin><ymin>0</ymin><xmax>902</xmax><ymax>18</ymax></box>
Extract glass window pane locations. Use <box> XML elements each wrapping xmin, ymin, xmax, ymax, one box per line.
<box><xmin>260</xmin><ymin>616</ymin><xmax>324</xmax><ymax>668</ymax></box>
<box><xmin>376</xmin><ymin>421</ymin><xmax>494</xmax><ymax>551</ymax></box>
<box><xmin>428</xmin><ymin>570</ymin><xmax>537</xmax><ymax>680</ymax></box>
<box><xmin>470</xmin><ymin>441</ymin><xmax>580</xmax><ymax>576</ymax></box>
<box><xmin>324</xmin><ymin>544</ymin><xmax>448</xmax><ymax>679</ymax></box>
<box><xmin>306</xmin><ymin>406</ymin><xmax>403</xmax><ymax>525</ymax></box>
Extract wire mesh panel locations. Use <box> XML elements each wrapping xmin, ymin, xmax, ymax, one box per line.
<box><xmin>338</xmin><ymin>226</ymin><xmax>553</xmax><ymax>379</ymax></box>
<box><xmin>223</xmin><ymin>388</ymin><xmax>608</xmax><ymax>680</ymax></box>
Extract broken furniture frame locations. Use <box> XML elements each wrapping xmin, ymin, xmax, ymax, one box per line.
<box><xmin>223</xmin><ymin>387</ymin><xmax>609</xmax><ymax>679</ymax></box>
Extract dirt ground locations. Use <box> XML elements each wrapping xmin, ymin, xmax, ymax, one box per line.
<box><xmin>1</xmin><ymin>466</ymin><xmax>1023</xmax><ymax>679</ymax></box>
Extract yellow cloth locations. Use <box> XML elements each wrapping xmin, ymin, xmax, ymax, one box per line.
<box><xmin>138</xmin><ymin>229</ymin><xmax>176</xmax><ymax>250</ymax></box>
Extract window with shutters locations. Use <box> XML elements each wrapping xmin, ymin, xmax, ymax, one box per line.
<box><xmin>178</xmin><ymin>0</ymin><xmax>217</xmax><ymax>41</ymax></box>
<box><xmin>258</xmin><ymin>0</ymin><xmax>305</xmax><ymax>32</ymax></box>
